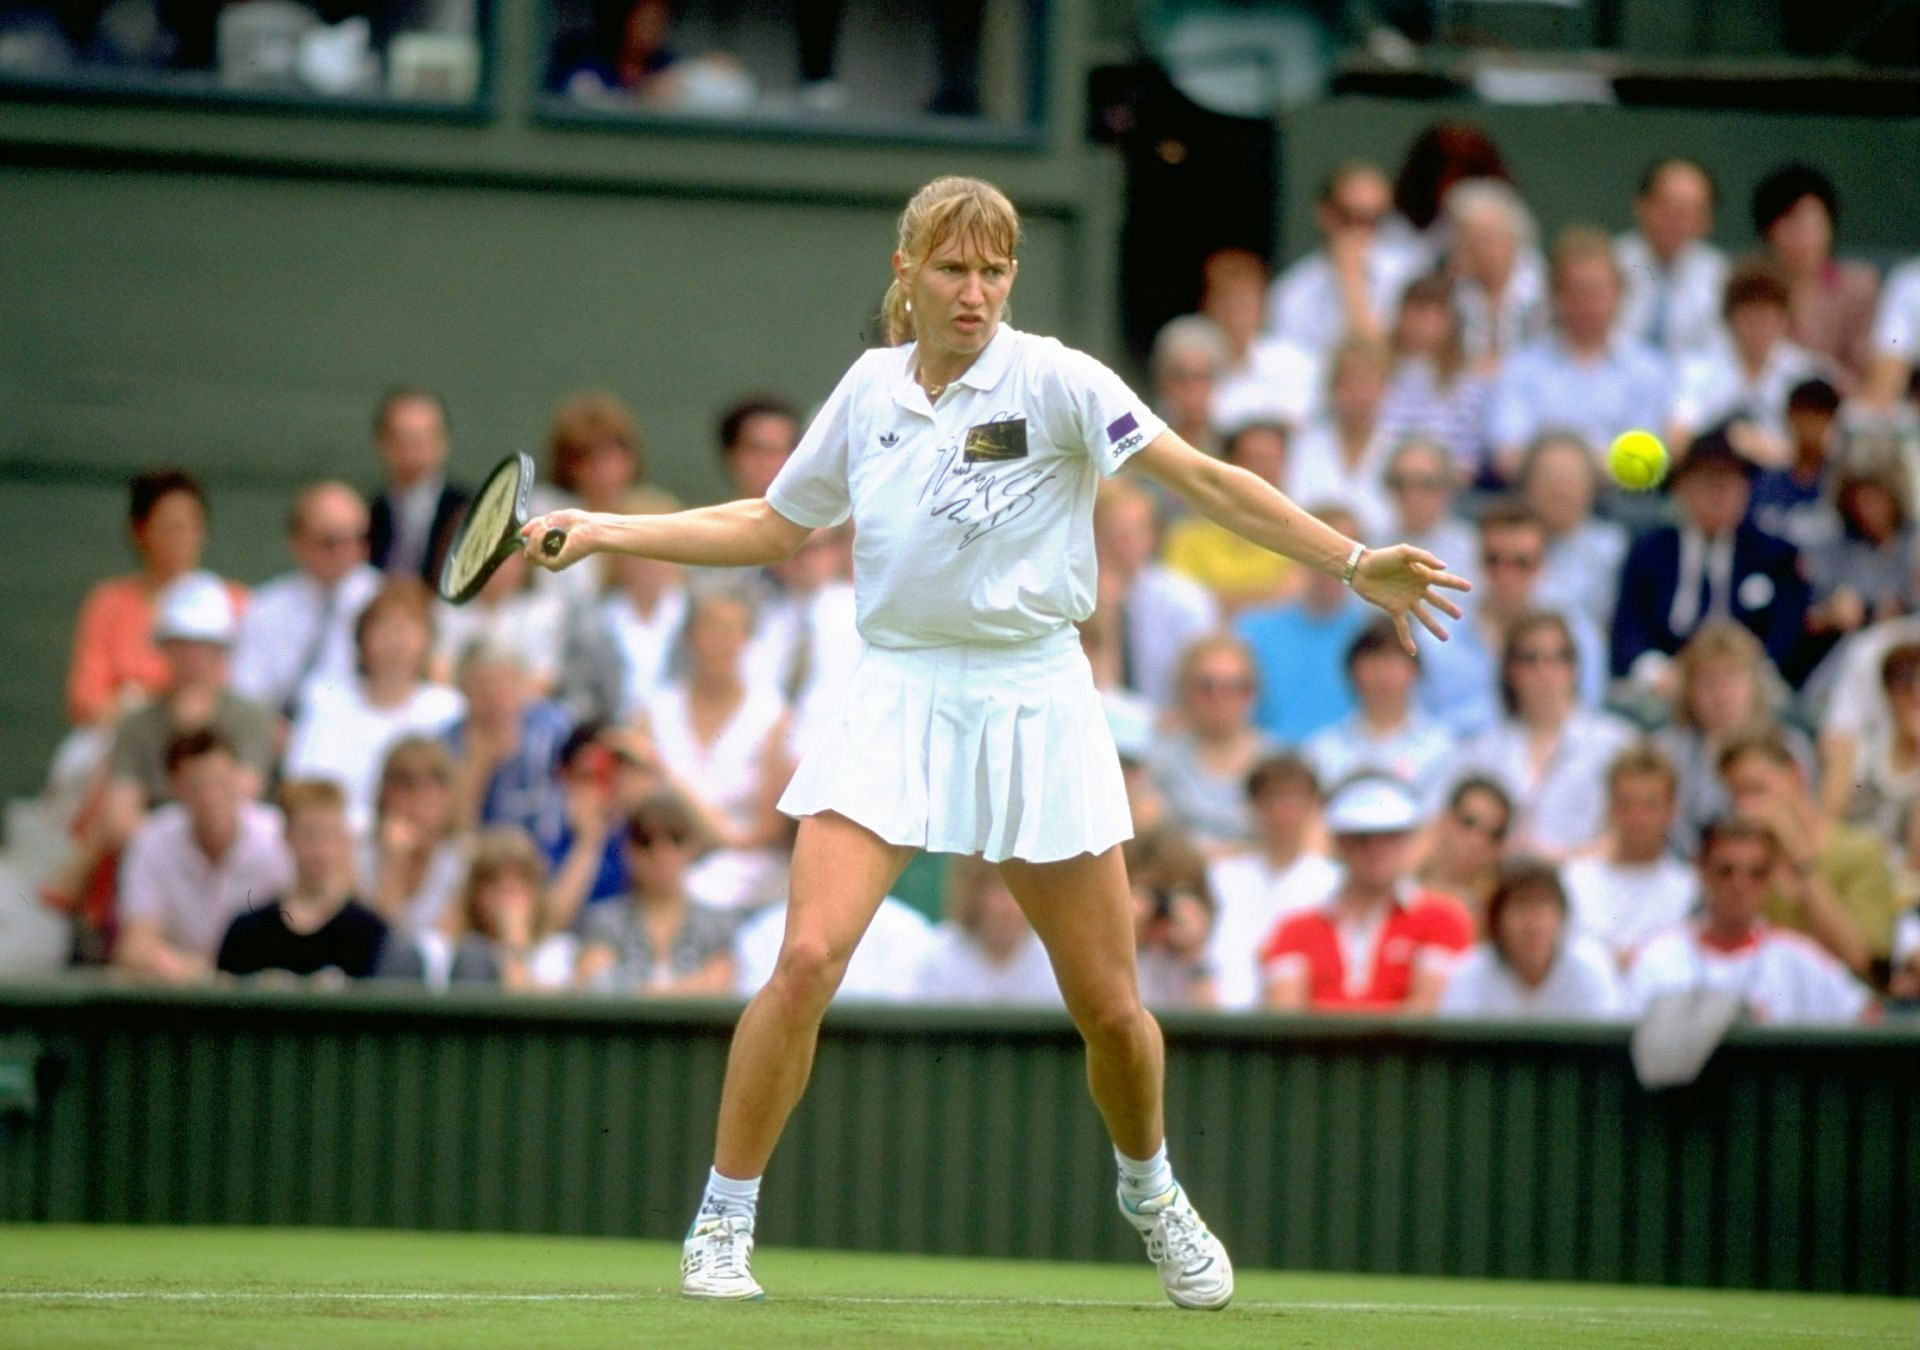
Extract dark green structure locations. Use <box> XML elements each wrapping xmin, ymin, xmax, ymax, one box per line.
<box><xmin>0</xmin><ymin>983</ymin><xmax>1913</xmax><ymax>1296</ymax></box>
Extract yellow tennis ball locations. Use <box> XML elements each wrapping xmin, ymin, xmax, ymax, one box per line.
<box><xmin>1608</xmin><ymin>430</ymin><xmax>1669</xmax><ymax>491</ymax></box>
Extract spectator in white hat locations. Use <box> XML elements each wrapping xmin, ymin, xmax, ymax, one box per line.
<box><xmin>43</xmin><ymin>572</ymin><xmax>276</xmax><ymax>921</ymax></box>
<box><xmin>1261</xmin><ymin>774</ymin><xmax>1474</xmax><ymax>1012</ymax></box>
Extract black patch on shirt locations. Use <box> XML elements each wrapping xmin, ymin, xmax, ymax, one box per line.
<box><xmin>963</xmin><ymin>416</ymin><xmax>1029</xmax><ymax>463</ymax></box>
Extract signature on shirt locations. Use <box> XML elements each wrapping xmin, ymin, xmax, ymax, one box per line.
<box><xmin>915</xmin><ymin>443</ymin><xmax>1058</xmax><ymax>550</ymax></box>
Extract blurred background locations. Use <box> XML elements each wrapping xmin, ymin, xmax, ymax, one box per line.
<box><xmin>0</xmin><ymin>0</ymin><xmax>1917</xmax><ymax>1300</ymax></box>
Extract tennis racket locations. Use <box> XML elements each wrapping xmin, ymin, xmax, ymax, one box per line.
<box><xmin>435</xmin><ymin>452</ymin><xmax>569</xmax><ymax>605</ymax></box>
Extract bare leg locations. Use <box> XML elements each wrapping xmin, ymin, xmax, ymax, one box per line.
<box><xmin>998</xmin><ymin>847</ymin><xmax>1164</xmax><ymax>1159</ymax></box>
<box><xmin>711</xmin><ymin>811</ymin><xmax>915</xmax><ymax>1178</ymax></box>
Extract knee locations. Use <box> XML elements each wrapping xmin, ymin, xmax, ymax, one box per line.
<box><xmin>768</xmin><ymin>934</ymin><xmax>847</xmax><ymax>1013</ymax></box>
<box><xmin>1073</xmin><ymin>988</ymin><xmax>1149</xmax><ymax>1053</ymax></box>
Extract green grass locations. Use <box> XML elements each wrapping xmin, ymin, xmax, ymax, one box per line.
<box><xmin>0</xmin><ymin>1226</ymin><xmax>1911</xmax><ymax>1348</ymax></box>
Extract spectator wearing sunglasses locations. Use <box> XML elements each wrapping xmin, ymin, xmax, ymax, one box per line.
<box><xmin>1625</xmin><ymin>816</ymin><xmax>1872</xmax><ymax>1025</ymax></box>
<box><xmin>1418</xmin><ymin>498</ymin><xmax>1606</xmax><ymax>735</ymax></box>
<box><xmin>1414</xmin><ymin>775</ymin><xmax>1513</xmax><ymax>923</ymax></box>
<box><xmin>1451</xmin><ymin>612</ymin><xmax>1638</xmax><ymax>859</ymax></box>
<box><xmin>1718</xmin><ymin>731</ymin><xmax>1895</xmax><ymax>978</ymax></box>
<box><xmin>231</xmin><ymin>481</ymin><xmax>381</xmax><ymax>722</ymax></box>
<box><xmin>1147</xmin><ymin>635</ymin><xmax>1276</xmax><ymax>852</ymax></box>
<box><xmin>575</xmin><ymin>794</ymin><xmax>737</xmax><ymax>996</ymax></box>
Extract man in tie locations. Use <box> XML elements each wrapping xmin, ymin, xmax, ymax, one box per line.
<box><xmin>1615</xmin><ymin>157</ymin><xmax>1729</xmax><ymax>360</ymax></box>
<box><xmin>367</xmin><ymin>387</ymin><xmax>472</xmax><ymax>586</ymax></box>
<box><xmin>1609</xmin><ymin>430</ymin><xmax>1808</xmax><ymax>694</ymax></box>
<box><xmin>231</xmin><ymin>481</ymin><xmax>383</xmax><ymax>721</ymax></box>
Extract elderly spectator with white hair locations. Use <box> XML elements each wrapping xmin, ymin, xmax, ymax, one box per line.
<box><xmin>1443</xmin><ymin>178</ymin><xmax>1546</xmax><ymax>368</ymax></box>
<box><xmin>1149</xmin><ymin>314</ymin><xmax>1231</xmax><ymax>456</ymax></box>
<box><xmin>1487</xmin><ymin>226</ymin><xmax>1673</xmax><ymax>482</ymax></box>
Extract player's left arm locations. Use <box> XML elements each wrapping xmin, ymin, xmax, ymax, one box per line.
<box><xmin>1127</xmin><ymin>430</ymin><xmax>1471</xmax><ymax>652</ymax></box>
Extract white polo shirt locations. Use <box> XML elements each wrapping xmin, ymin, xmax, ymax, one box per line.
<box><xmin>766</xmin><ymin>325</ymin><xmax>1165</xmax><ymax>649</ymax></box>
<box><xmin>1626</xmin><ymin>921</ymin><xmax>1871</xmax><ymax>1026</ymax></box>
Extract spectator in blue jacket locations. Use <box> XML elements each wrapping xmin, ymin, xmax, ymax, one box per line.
<box><xmin>1610</xmin><ymin>429</ymin><xmax>1808</xmax><ymax>692</ymax></box>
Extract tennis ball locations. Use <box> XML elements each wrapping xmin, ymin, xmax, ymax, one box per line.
<box><xmin>1608</xmin><ymin>430</ymin><xmax>1669</xmax><ymax>491</ymax></box>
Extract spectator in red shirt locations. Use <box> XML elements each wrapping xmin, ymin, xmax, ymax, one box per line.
<box><xmin>1261</xmin><ymin>774</ymin><xmax>1475</xmax><ymax>1012</ymax></box>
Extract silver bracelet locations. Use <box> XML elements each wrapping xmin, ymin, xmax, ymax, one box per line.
<box><xmin>1340</xmin><ymin>542</ymin><xmax>1366</xmax><ymax>587</ymax></box>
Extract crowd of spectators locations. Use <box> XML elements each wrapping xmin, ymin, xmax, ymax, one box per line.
<box><xmin>24</xmin><ymin>121</ymin><xmax>1920</xmax><ymax>1028</ymax></box>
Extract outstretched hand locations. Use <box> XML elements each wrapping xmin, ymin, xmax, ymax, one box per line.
<box><xmin>1350</xmin><ymin>544</ymin><xmax>1472</xmax><ymax>654</ymax></box>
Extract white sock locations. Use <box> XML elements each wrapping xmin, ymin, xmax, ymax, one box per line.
<box><xmin>1115</xmin><ymin>1143</ymin><xmax>1175</xmax><ymax>1208</ymax></box>
<box><xmin>698</xmin><ymin>1167</ymin><xmax>761</xmax><ymax>1223</ymax></box>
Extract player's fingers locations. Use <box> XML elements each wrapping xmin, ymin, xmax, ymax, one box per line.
<box><xmin>1413</xmin><ymin>601</ymin><xmax>1449</xmax><ymax>641</ymax></box>
<box><xmin>1427</xmin><ymin>568</ymin><xmax>1473</xmax><ymax>592</ymax></box>
<box><xmin>1426</xmin><ymin>589</ymin><xmax>1465</xmax><ymax>621</ymax></box>
<box><xmin>1393</xmin><ymin>610</ymin><xmax>1416</xmax><ymax>655</ymax></box>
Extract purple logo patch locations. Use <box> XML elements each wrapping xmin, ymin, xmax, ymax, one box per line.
<box><xmin>1105</xmin><ymin>412</ymin><xmax>1139</xmax><ymax>444</ymax></box>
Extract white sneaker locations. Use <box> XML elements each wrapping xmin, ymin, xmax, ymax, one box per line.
<box><xmin>1119</xmin><ymin>1184</ymin><xmax>1234</xmax><ymax>1310</ymax></box>
<box><xmin>681</xmin><ymin>1213</ymin><xmax>765</xmax><ymax>1300</ymax></box>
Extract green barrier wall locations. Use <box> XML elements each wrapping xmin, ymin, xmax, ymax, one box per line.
<box><xmin>0</xmin><ymin>983</ymin><xmax>1912</xmax><ymax>1296</ymax></box>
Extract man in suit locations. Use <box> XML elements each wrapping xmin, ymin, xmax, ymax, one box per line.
<box><xmin>368</xmin><ymin>387</ymin><xmax>471</xmax><ymax>587</ymax></box>
<box><xmin>1610</xmin><ymin>429</ymin><xmax>1808</xmax><ymax>688</ymax></box>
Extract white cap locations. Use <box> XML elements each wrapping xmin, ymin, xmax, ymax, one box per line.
<box><xmin>1323</xmin><ymin>774</ymin><xmax>1421</xmax><ymax>835</ymax></box>
<box><xmin>152</xmin><ymin>572</ymin><xmax>237</xmax><ymax>645</ymax></box>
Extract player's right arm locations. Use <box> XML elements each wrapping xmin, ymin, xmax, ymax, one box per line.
<box><xmin>521</xmin><ymin>497</ymin><xmax>813</xmax><ymax>572</ymax></box>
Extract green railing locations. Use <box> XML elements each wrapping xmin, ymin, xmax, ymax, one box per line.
<box><xmin>0</xmin><ymin>982</ymin><xmax>1913</xmax><ymax>1296</ymax></box>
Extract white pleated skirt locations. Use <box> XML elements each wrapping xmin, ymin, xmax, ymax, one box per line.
<box><xmin>778</xmin><ymin>627</ymin><xmax>1133</xmax><ymax>863</ymax></box>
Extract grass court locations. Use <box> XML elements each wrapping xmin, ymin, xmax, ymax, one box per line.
<box><xmin>0</xmin><ymin>1225</ymin><xmax>1911</xmax><ymax>1347</ymax></box>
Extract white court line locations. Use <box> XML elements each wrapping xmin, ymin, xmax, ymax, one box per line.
<box><xmin>0</xmin><ymin>1290</ymin><xmax>1785</xmax><ymax>1317</ymax></box>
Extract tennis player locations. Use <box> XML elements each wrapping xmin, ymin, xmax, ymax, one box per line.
<box><xmin>523</xmin><ymin>176</ymin><xmax>1469</xmax><ymax>1308</ymax></box>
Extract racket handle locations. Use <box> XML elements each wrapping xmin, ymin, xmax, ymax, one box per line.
<box><xmin>540</xmin><ymin>528</ymin><xmax>567</xmax><ymax>559</ymax></box>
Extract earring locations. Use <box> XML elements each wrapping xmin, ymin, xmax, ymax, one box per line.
<box><xmin>905</xmin><ymin>300</ymin><xmax>913</xmax><ymax>315</ymax></box>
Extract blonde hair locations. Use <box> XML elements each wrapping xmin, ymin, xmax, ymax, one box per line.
<box><xmin>882</xmin><ymin>177</ymin><xmax>1021</xmax><ymax>346</ymax></box>
<box><xmin>1672</xmin><ymin>620</ymin><xmax>1773</xmax><ymax>733</ymax></box>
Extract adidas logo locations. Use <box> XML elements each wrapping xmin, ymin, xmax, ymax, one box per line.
<box><xmin>879</xmin><ymin>431</ymin><xmax>900</xmax><ymax>447</ymax></box>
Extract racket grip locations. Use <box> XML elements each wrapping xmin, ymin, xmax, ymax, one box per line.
<box><xmin>540</xmin><ymin>528</ymin><xmax>567</xmax><ymax>559</ymax></box>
